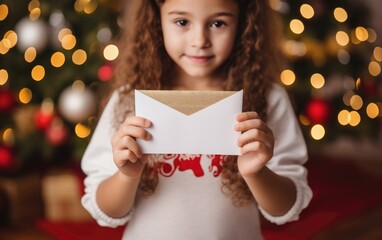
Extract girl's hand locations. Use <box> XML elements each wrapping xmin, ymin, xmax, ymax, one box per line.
<box><xmin>111</xmin><ymin>116</ymin><xmax>152</xmax><ymax>179</ymax></box>
<box><xmin>235</xmin><ymin>112</ymin><xmax>274</xmax><ymax>177</ymax></box>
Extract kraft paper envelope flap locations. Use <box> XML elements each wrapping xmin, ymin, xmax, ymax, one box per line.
<box><xmin>138</xmin><ymin>90</ymin><xmax>237</xmax><ymax>115</ymax></box>
<box><xmin>134</xmin><ymin>89</ymin><xmax>243</xmax><ymax>155</ymax></box>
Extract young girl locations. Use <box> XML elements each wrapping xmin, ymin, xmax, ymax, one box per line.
<box><xmin>81</xmin><ymin>0</ymin><xmax>312</xmax><ymax>239</ymax></box>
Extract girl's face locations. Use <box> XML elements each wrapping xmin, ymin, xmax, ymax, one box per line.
<box><xmin>160</xmin><ymin>0</ymin><xmax>239</xmax><ymax>83</ymax></box>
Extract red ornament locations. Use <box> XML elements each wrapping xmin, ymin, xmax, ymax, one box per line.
<box><xmin>0</xmin><ymin>90</ymin><xmax>15</xmax><ymax>112</ymax></box>
<box><xmin>35</xmin><ymin>109</ymin><xmax>55</xmax><ymax>130</ymax></box>
<box><xmin>0</xmin><ymin>146</ymin><xmax>14</xmax><ymax>169</ymax></box>
<box><xmin>306</xmin><ymin>98</ymin><xmax>331</xmax><ymax>124</ymax></box>
<box><xmin>97</xmin><ymin>64</ymin><xmax>113</xmax><ymax>81</ymax></box>
<box><xmin>45</xmin><ymin>120</ymin><xmax>68</xmax><ymax>146</ymax></box>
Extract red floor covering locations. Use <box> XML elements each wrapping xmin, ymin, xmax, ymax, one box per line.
<box><xmin>37</xmin><ymin>156</ymin><xmax>382</xmax><ymax>240</ymax></box>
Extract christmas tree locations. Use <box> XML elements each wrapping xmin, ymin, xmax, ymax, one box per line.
<box><xmin>0</xmin><ymin>0</ymin><xmax>119</xmax><ymax>172</ymax></box>
<box><xmin>0</xmin><ymin>0</ymin><xmax>381</xmax><ymax>173</ymax></box>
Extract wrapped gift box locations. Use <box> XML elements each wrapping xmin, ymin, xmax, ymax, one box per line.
<box><xmin>0</xmin><ymin>173</ymin><xmax>43</xmax><ymax>226</ymax></box>
<box><xmin>41</xmin><ymin>169</ymin><xmax>91</xmax><ymax>222</ymax></box>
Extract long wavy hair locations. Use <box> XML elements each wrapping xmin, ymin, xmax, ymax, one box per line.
<box><xmin>110</xmin><ymin>0</ymin><xmax>283</xmax><ymax>206</ymax></box>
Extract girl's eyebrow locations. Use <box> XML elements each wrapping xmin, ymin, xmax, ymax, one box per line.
<box><xmin>168</xmin><ymin>11</ymin><xmax>189</xmax><ymax>15</ymax></box>
<box><xmin>168</xmin><ymin>11</ymin><xmax>235</xmax><ymax>18</ymax></box>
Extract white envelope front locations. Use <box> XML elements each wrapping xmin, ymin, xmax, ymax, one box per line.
<box><xmin>134</xmin><ymin>90</ymin><xmax>243</xmax><ymax>155</ymax></box>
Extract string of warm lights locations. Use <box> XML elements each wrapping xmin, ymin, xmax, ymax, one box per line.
<box><xmin>271</xmin><ymin>0</ymin><xmax>382</xmax><ymax>141</ymax></box>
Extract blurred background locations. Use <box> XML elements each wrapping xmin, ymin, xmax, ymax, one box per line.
<box><xmin>0</xmin><ymin>0</ymin><xmax>381</xmax><ymax>239</ymax></box>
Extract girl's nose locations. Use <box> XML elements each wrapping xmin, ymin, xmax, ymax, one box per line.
<box><xmin>191</xmin><ymin>27</ymin><xmax>211</xmax><ymax>48</ymax></box>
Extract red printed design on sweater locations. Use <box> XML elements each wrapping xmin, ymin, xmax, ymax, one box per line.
<box><xmin>156</xmin><ymin>154</ymin><xmax>224</xmax><ymax>177</ymax></box>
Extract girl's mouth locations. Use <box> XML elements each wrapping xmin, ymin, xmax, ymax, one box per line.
<box><xmin>186</xmin><ymin>55</ymin><xmax>213</xmax><ymax>64</ymax></box>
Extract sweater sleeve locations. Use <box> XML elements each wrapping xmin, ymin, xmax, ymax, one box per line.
<box><xmin>81</xmin><ymin>91</ymin><xmax>133</xmax><ymax>227</ymax></box>
<box><xmin>258</xmin><ymin>84</ymin><xmax>313</xmax><ymax>225</ymax></box>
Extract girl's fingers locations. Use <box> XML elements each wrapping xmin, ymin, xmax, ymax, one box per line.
<box><xmin>237</xmin><ymin>128</ymin><xmax>273</xmax><ymax>148</ymax></box>
<box><xmin>236</xmin><ymin>112</ymin><xmax>259</xmax><ymax>121</ymax></box>
<box><xmin>115</xmin><ymin>148</ymin><xmax>139</xmax><ymax>164</ymax></box>
<box><xmin>117</xmin><ymin>116</ymin><xmax>152</xmax><ymax>140</ymax></box>
<box><xmin>124</xmin><ymin>116</ymin><xmax>151</xmax><ymax>128</ymax></box>
<box><xmin>235</xmin><ymin>119</ymin><xmax>270</xmax><ymax>133</ymax></box>
<box><xmin>235</xmin><ymin>112</ymin><xmax>272</xmax><ymax>134</ymax></box>
<box><xmin>121</xmin><ymin>125</ymin><xmax>151</xmax><ymax>140</ymax></box>
<box><xmin>118</xmin><ymin>135</ymin><xmax>142</xmax><ymax>158</ymax></box>
<box><xmin>240</xmin><ymin>141</ymin><xmax>271</xmax><ymax>160</ymax></box>
<box><xmin>112</xmin><ymin>125</ymin><xmax>151</xmax><ymax>146</ymax></box>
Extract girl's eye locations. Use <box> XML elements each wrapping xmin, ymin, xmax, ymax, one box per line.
<box><xmin>210</xmin><ymin>21</ymin><xmax>225</xmax><ymax>28</ymax></box>
<box><xmin>175</xmin><ymin>19</ymin><xmax>188</xmax><ymax>27</ymax></box>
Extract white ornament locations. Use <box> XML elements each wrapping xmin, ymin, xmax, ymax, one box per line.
<box><xmin>58</xmin><ymin>87</ymin><xmax>97</xmax><ymax>123</ymax></box>
<box><xmin>15</xmin><ymin>17</ymin><xmax>50</xmax><ymax>52</ymax></box>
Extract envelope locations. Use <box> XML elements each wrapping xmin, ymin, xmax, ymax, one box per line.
<box><xmin>134</xmin><ymin>89</ymin><xmax>243</xmax><ymax>155</ymax></box>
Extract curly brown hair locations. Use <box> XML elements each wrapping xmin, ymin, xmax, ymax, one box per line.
<box><xmin>110</xmin><ymin>0</ymin><xmax>283</xmax><ymax>206</ymax></box>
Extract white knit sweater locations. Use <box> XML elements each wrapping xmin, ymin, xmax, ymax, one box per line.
<box><xmin>81</xmin><ymin>83</ymin><xmax>312</xmax><ymax>240</ymax></box>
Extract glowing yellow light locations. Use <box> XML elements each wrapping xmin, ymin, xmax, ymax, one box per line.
<box><xmin>75</xmin><ymin>123</ymin><xmax>91</xmax><ymax>138</ymax></box>
<box><xmin>350</xmin><ymin>30</ymin><xmax>361</xmax><ymax>45</ymax></box>
<box><xmin>74</xmin><ymin>3</ymin><xmax>83</xmax><ymax>12</ymax></box>
<box><xmin>84</xmin><ymin>1</ymin><xmax>97</xmax><ymax>14</ymax></box>
<box><xmin>29</xmin><ymin>7</ymin><xmax>41</xmax><ymax>20</ymax></box>
<box><xmin>72</xmin><ymin>49</ymin><xmax>87</xmax><ymax>65</ymax></box>
<box><xmin>28</xmin><ymin>0</ymin><xmax>40</xmax><ymax>11</ymax></box>
<box><xmin>367</xmin><ymin>28</ymin><xmax>377</xmax><ymax>43</ymax></box>
<box><xmin>355</xmin><ymin>78</ymin><xmax>361</xmax><ymax>90</ymax></box>
<box><xmin>80</xmin><ymin>0</ymin><xmax>92</xmax><ymax>3</ymax></box>
<box><xmin>80</xmin><ymin>0</ymin><xmax>92</xmax><ymax>5</ymax></box>
<box><xmin>334</xmin><ymin>7</ymin><xmax>348</xmax><ymax>23</ymax></box>
<box><xmin>31</xmin><ymin>65</ymin><xmax>45</xmax><ymax>81</ymax></box>
<box><xmin>103</xmin><ymin>44</ymin><xmax>119</xmax><ymax>61</ymax></box>
<box><xmin>2</xmin><ymin>38</ymin><xmax>11</xmax><ymax>49</ymax></box>
<box><xmin>374</xmin><ymin>47</ymin><xmax>382</xmax><ymax>62</ymax></box>
<box><xmin>280</xmin><ymin>69</ymin><xmax>296</xmax><ymax>86</ymax></box>
<box><xmin>58</xmin><ymin>28</ymin><xmax>72</xmax><ymax>42</ymax></box>
<box><xmin>290</xmin><ymin>19</ymin><xmax>304</xmax><ymax>34</ymax></box>
<box><xmin>0</xmin><ymin>40</ymin><xmax>10</xmax><ymax>55</ymax></box>
<box><xmin>72</xmin><ymin>80</ymin><xmax>85</xmax><ymax>91</ymax></box>
<box><xmin>0</xmin><ymin>69</ymin><xmax>8</xmax><ymax>85</ymax></box>
<box><xmin>311</xmin><ymin>124</ymin><xmax>325</xmax><ymax>140</ymax></box>
<box><xmin>4</xmin><ymin>30</ymin><xmax>17</xmax><ymax>48</ymax></box>
<box><xmin>299</xmin><ymin>114</ymin><xmax>310</xmax><ymax>126</ymax></box>
<box><xmin>19</xmin><ymin>88</ymin><xmax>32</xmax><ymax>104</ymax></box>
<box><xmin>2</xmin><ymin>128</ymin><xmax>14</xmax><ymax>146</ymax></box>
<box><xmin>355</xmin><ymin>27</ymin><xmax>368</xmax><ymax>42</ymax></box>
<box><xmin>62</xmin><ymin>34</ymin><xmax>76</xmax><ymax>50</ymax></box>
<box><xmin>300</xmin><ymin>4</ymin><xmax>314</xmax><ymax>19</ymax></box>
<box><xmin>336</xmin><ymin>31</ymin><xmax>349</xmax><ymax>46</ymax></box>
<box><xmin>310</xmin><ymin>73</ymin><xmax>325</xmax><ymax>89</ymax></box>
<box><xmin>25</xmin><ymin>47</ymin><xmax>37</xmax><ymax>62</ymax></box>
<box><xmin>350</xmin><ymin>95</ymin><xmax>363</xmax><ymax>110</ymax></box>
<box><xmin>338</xmin><ymin>110</ymin><xmax>350</xmax><ymax>125</ymax></box>
<box><xmin>74</xmin><ymin>1</ymin><xmax>85</xmax><ymax>12</ymax></box>
<box><xmin>366</xmin><ymin>103</ymin><xmax>379</xmax><ymax>119</ymax></box>
<box><xmin>368</xmin><ymin>61</ymin><xmax>381</xmax><ymax>76</ymax></box>
<box><xmin>349</xmin><ymin>111</ymin><xmax>361</xmax><ymax>126</ymax></box>
<box><xmin>0</xmin><ymin>4</ymin><xmax>9</xmax><ymax>21</ymax></box>
<box><xmin>51</xmin><ymin>52</ymin><xmax>65</xmax><ymax>67</ymax></box>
